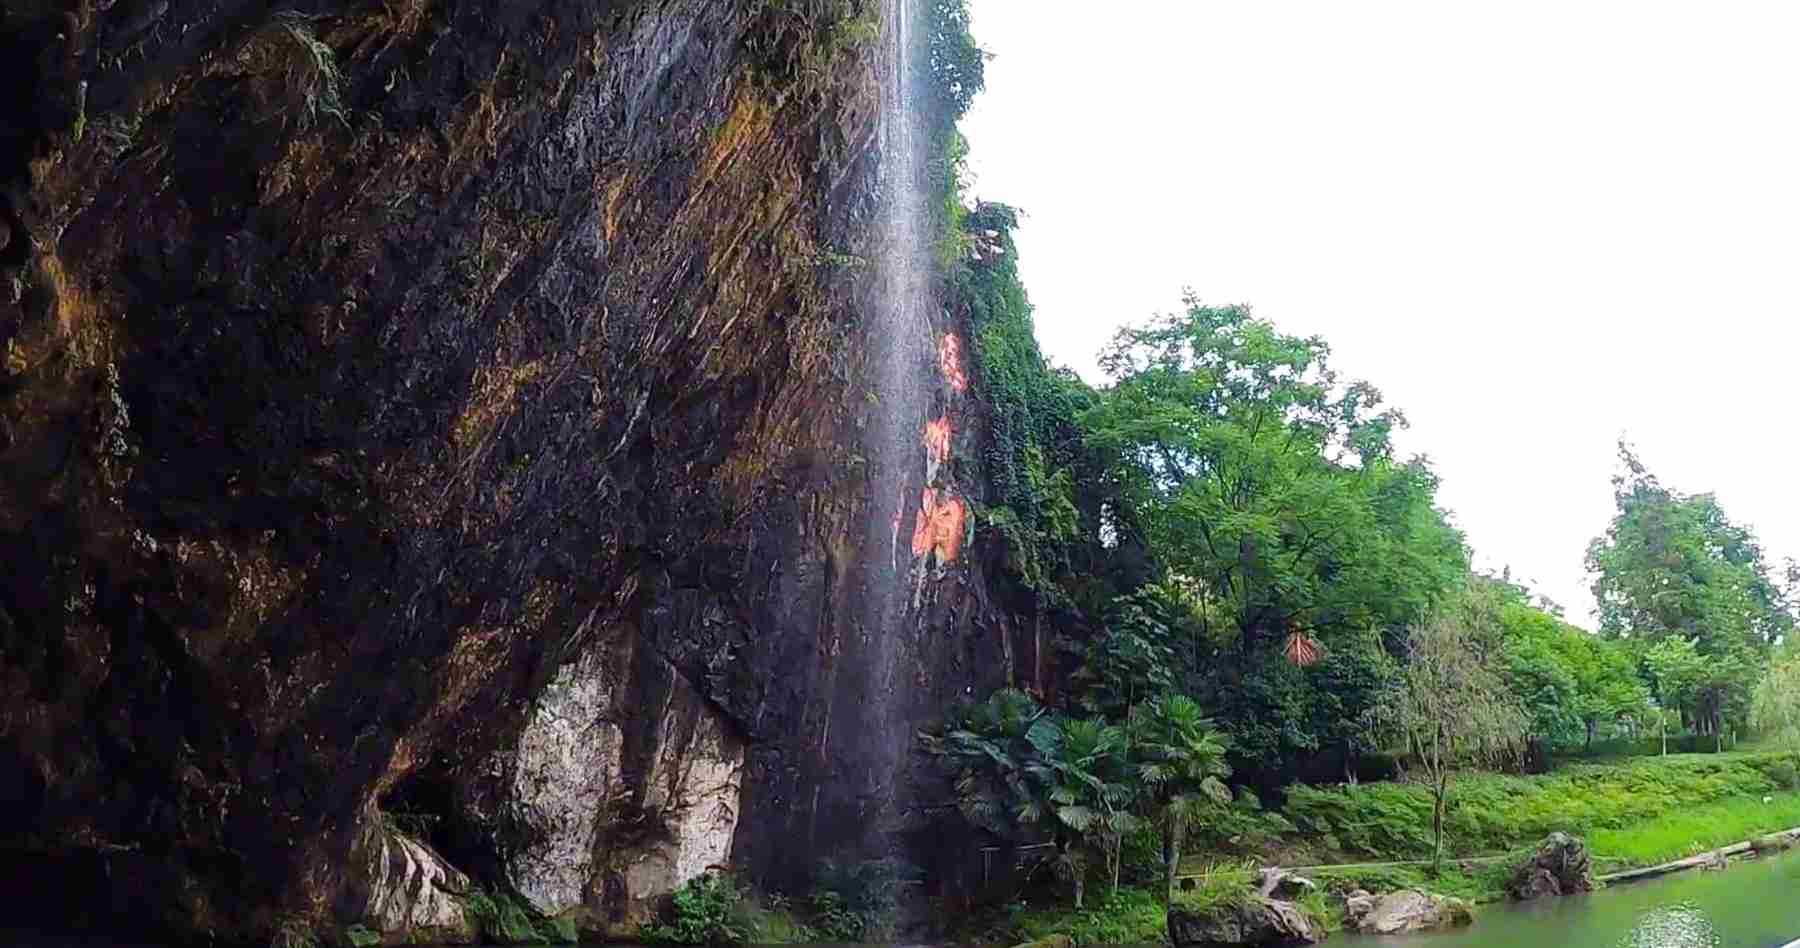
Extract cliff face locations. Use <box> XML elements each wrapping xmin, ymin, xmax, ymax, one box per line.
<box><xmin>0</xmin><ymin>0</ymin><xmax>1014</xmax><ymax>940</ymax></box>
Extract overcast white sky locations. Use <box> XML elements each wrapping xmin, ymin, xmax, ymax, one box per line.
<box><xmin>958</xmin><ymin>1</ymin><xmax>1800</xmax><ymax>626</ymax></box>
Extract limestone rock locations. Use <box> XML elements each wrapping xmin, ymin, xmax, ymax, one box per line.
<box><xmin>1341</xmin><ymin>889</ymin><xmax>1376</xmax><ymax>928</ymax></box>
<box><xmin>1353</xmin><ymin>889</ymin><xmax>1474</xmax><ymax>935</ymax></box>
<box><xmin>1255</xmin><ymin>868</ymin><xmax>1316</xmax><ymax>901</ymax></box>
<box><xmin>498</xmin><ymin>630</ymin><xmax>743</xmax><ymax>932</ymax></box>
<box><xmin>1168</xmin><ymin>894</ymin><xmax>1322</xmax><ymax>947</ymax></box>
<box><xmin>1506</xmin><ymin>832</ymin><xmax>1594</xmax><ymax>901</ymax></box>
<box><xmin>347</xmin><ymin>823</ymin><xmax>474</xmax><ymax>943</ymax></box>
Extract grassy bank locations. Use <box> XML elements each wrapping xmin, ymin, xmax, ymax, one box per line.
<box><xmin>1587</xmin><ymin>792</ymin><xmax>1800</xmax><ymax>867</ymax></box>
<box><xmin>983</xmin><ymin>752</ymin><xmax>1800</xmax><ymax>945</ymax></box>
<box><xmin>1279</xmin><ymin>751</ymin><xmax>1799</xmax><ymax>862</ymax></box>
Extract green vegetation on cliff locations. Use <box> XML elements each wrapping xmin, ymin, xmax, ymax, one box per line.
<box><xmin>911</xmin><ymin>3</ymin><xmax>1800</xmax><ymax>937</ymax></box>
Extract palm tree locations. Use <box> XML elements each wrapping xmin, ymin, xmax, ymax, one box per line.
<box><xmin>1131</xmin><ymin>695</ymin><xmax>1231</xmax><ymax>898</ymax></box>
<box><xmin>1021</xmin><ymin>715</ymin><xmax>1134</xmax><ymax>907</ymax></box>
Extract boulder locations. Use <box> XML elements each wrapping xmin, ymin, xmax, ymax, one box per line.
<box><xmin>1168</xmin><ymin>894</ymin><xmax>1322</xmax><ymax>947</ymax></box>
<box><xmin>1255</xmin><ymin>868</ymin><xmax>1318</xmax><ymax>901</ymax></box>
<box><xmin>1353</xmin><ymin>889</ymin><xmax>1474</xmax><ymax>935</ymax></box>
<box><xmin>1341</xmin><ymin>889</ymin><xmax>1376</xmax><ymax>928</ymax></box>
<box><xmin>345</xmin><ymin>823</ymin><xmax>475</xmax><ymax>944</ymax></box>
<box><xmin>1505</xmin><ymin>832</ymin><xmax>1594</xmax><ymax>901</ymax></box>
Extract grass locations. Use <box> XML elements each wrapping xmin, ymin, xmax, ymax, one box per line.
<box><xmin>1281</xmin><ymin>751</ymin><xmax>1800</xmax><ymax>861</ymax></box>
<box><xmin>1588</xmin><ymin>792</ymin><xmax>1800</xmax><ymax>867</ymax></box>
<box><xmin>966</xmin><ymin>753</ymin><xmax>1800</xmax><ymax>943</ymax></box>
<box><xmin>1008</xmin><ymin>887</ymin><xmax>1172</xmax><ymax>945</ymax></box>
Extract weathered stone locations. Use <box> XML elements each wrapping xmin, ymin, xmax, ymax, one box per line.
<box><xmin>1354</xmin><ymin>889</ymin><xmax>1474</xmax><ymax>935</ymax></box>
<box><xmin>496</xmin><ymin>629</ymin><xmax>743</xmax><ymax>932</ymax></box>
<box><xmin>503</xmin><ymin>648</ymin><xmax>624</xmax><ymax>917</ymax></box>
<box><xmin>1341</xmin><ymin>890</ymin><xmax>1376</xmax><ymax>928</ymax></box>
<box><xmin>1168</xmin><ymin>895</ymin><xmax>1322</xmax><ymax>947</ymax></box>
<box><xmin>1505</xmin><ymin>832</ymin><xmax>1594</xmax><ymax>901</ymax></box>
<box><xmin>345</xmin><ymin>823</ymin><xmax>475</xmax><ymax>943</ymax></box>
<box><xmin>0</xmin><ymin>0</ymin><xmax>1020</xmax><ymax>939</ymax></box>
<box><xmin>1253</xmin><ymin>868</ymin><xmax>1316</xmax><ymax>901</ymax></box>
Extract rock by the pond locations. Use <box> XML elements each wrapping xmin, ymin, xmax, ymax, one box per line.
<box><xmin>1353</xmin><ymin>889</ymin><xmax>1474</xmax><ymax>935</ymax></box>
<box><xmin>1009</xmin><ymin>935</ymin><xmax>1074</xmax><ymax>948</ymax></box>
<box><xmin>1168</xmin><ymin>895</ymin><xmax>1322</xmax><ymax>947</ymax></box>
<box><xmin>1255</xmin><ymin>868</ymin><xmax>1318</xmax><ymax>901</ymax></box>
<box><xmin>1506</xmin><ymin>832</ymin><xmax>1595</xmax><ymax>901</ymax></box>
<box><xmin>1341</xmin><ymin>889</ymin><xmax>1377</xmax><ymax>928</ymax></box>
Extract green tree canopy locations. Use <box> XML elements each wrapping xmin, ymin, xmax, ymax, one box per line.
<box><xmin>1587</xmin><ymin>442</ymin><xmax>1792</xmax><ymax>741</ymax></box>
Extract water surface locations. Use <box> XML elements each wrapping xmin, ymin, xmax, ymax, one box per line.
<box><xmin>1335</xmin><ymin>849</ymin><xmax>1800</xmax><ymax>948</ymax></box>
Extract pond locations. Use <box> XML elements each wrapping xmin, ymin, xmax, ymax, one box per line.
<box><xmin>1335</xmin><ymin>849</ymin><xmax>1800</xmax><ymax>948</ymax></box>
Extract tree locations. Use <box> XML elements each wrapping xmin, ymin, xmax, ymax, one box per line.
<box><xmin>1129</xmin><ymin>695</ymin><xmax>1231</xmax><ymax>898</ymax></box>
<box><xmin>1586</xmin><ymin>443</ymin><xmax>1791</xmax><ymax>746</ymax></box>
<box><xmin>1084</xmin><ymin>300</ymin><xmax>1467</xmax><ymax>774</ymax></box>
<box><xmin>1380</xmin><ymin>604</ymin><xmax>1528</xmax><ymax>875</ymax></box>
<box><xmin>1752</xmin><ymin>651</ymin><xmax>1800</xmax><ymax>760</ymax></box>
<box><xmin>1088</xmin><ymin>302</ymin><xmax>1467</xmax><ymax>657</ymax></box>
<box><xmin>1022</xmin><ymin>715</ymin><xmax>1134</xmax><ymax>907</ymax></box>
<box><xmin>919</xmin><ymin>690</ymin><xmax>1138</xmax><ymax>909</ymax></box>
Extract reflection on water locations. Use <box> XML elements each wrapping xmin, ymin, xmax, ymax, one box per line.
<box><xmin>1622</xmin><ymin>903</ymin><xmax>1721</xmax><ymax>948</ymax></box>
<box><xmin>1336</xmin><ymin>848</ymin><xmax>1800</xmax><ymax>948</ymax></box>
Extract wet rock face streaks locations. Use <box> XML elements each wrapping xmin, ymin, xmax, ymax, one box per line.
<box><xmin>0</xmin><ymin>0</ymin><xmax>1022</xmax><ymax>938</ymax></box>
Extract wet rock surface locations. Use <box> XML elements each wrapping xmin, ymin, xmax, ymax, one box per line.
<box><xmin>1349</xmin><ymin>889</ymin><xmax>1474</xmax><ymax>935</ymax></box>
<box><xmin>1506</xmin><ymin>832</ymin><xmax>1595</xmax><ymax>901</ymax></box>
<box><xmin>1168</xmin><ymin>895</ymin><xmax>1323</xmax><ymax>948</ymax></box>
<box><xmin>347</xmin><ymin>822</ymin><xmax>475</xmax><ymax>942</ymax></box>
<box><xmin>0</xmin><ymin>0</ymin><xmax>1016</xmax><ymax>940</ymax></box>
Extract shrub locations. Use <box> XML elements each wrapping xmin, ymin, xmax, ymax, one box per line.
<box><xmin>1748</xmin><ymin>754</ymin><xmax>1799</xmax><ymax>790</ymax></box>
<box><xmin>643</xmin><ymin>874</ymin><xmax>755</xmax><ymax>947</ymax></box>
<box><xmin>461</xmin><ymin>889</ymin><xmax>574</xmax><ymax>944</ymax></box>
<box><xmin>1118</xmin><ymin>824</ymin><xmax>1164</xmax><ymax>885</ymax></box>
<box><xmin>1014</xmin><ymin>887</ymin><xmax>1169</xmax><ymax>945</ymax></box>
<box><xmin>270</xmin><ymin>917</ymin><xmax>318</xmax><ymax>948</ymax></box>
<box><xmin>796</xmin><ymin>858</ymin><xmax>910</xmax><ymax>939</ymax></box>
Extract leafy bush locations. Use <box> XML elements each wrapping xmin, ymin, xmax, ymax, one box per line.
<box><xmin>1118</xmin><ymin>824</ymin><xmax>1164</xmax><ymax>885</ymax></box>
<box><xmin>1748</xmin><ymin>753</ymin><xmax>1799</xmax><ymax>790</ymax></box>
<box><xmin>270</xmin><ymin>917</ymin><xmax>318</xmax><ymax>948</ymax></box>
<box><xmin>643</xmin><ymin>874</ymin><xmax>755</xmax><ymax>946</ymax></box>
<box><xmin>803</xmin><ymin>857</ymin><xmax>907</xmax><ymax>940</ymax></box>
<box><xmin>461</xmin><ymin>889</ymin><xmax>575</xmax><ymax>944</ymax></box>
<box><xmin>1012</xmin><ymin>887</ymin><xmax>1169</xmax><ymax>945</ymax></box>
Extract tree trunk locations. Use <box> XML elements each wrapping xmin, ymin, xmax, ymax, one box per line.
<box><xmin>1110</xmin><ymin>834</ymin><xmax>1122</xmax><ymax>897</ymax></box>
<box><xmin>1033</xmin><ymin>601</ymin><xmax>1044</xmax><ymax>696</ymax></box>
<box><xmin>1585</xmin><ymin>719</ymin><xmax>1595</xmax><ymax>750</ymax></box>
<box><xmin>1430</xmin><ymin>725</ymin><xmax>1446</xmax><ymax>877</ymax></box>
<box><xmin>1431</xmin><ymin>781</ymin><xmax>1446</xmax><ymax>877</ymax></box>
<box><xmin>1073</xmin><ymin>868</ymin><xmax>1085</xmax><ymax>910</ymax></box>
<box><xmin>1163</xmin><ymin>810</ymin><xmax>1180</xmax><ymax>900</ymax></box>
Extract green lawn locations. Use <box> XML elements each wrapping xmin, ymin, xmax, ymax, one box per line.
<box><xmin>1279</xmin><ymin>751</ymin><xmax>1800</xmax><ymax>861</ymax></box>
<box><xmin>1588</xmin><ymin>792</ymin><xmax>1800</xmax><ymax>867</ymax></box>
<box><xmin>991</xmin><ymin>753</ymin><xmax>1800</xmax><ymax>944</ymax></box>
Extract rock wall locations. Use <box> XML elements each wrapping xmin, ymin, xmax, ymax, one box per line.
<box><xmin>481</xmin><ymin>620</ymin><xmax>744</xmax><ymax>931</ymax></box>
<box><xmin>0</xmin><ymin>0</ymin><xmax>1017</xmax><ymax>940</ymax></box>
